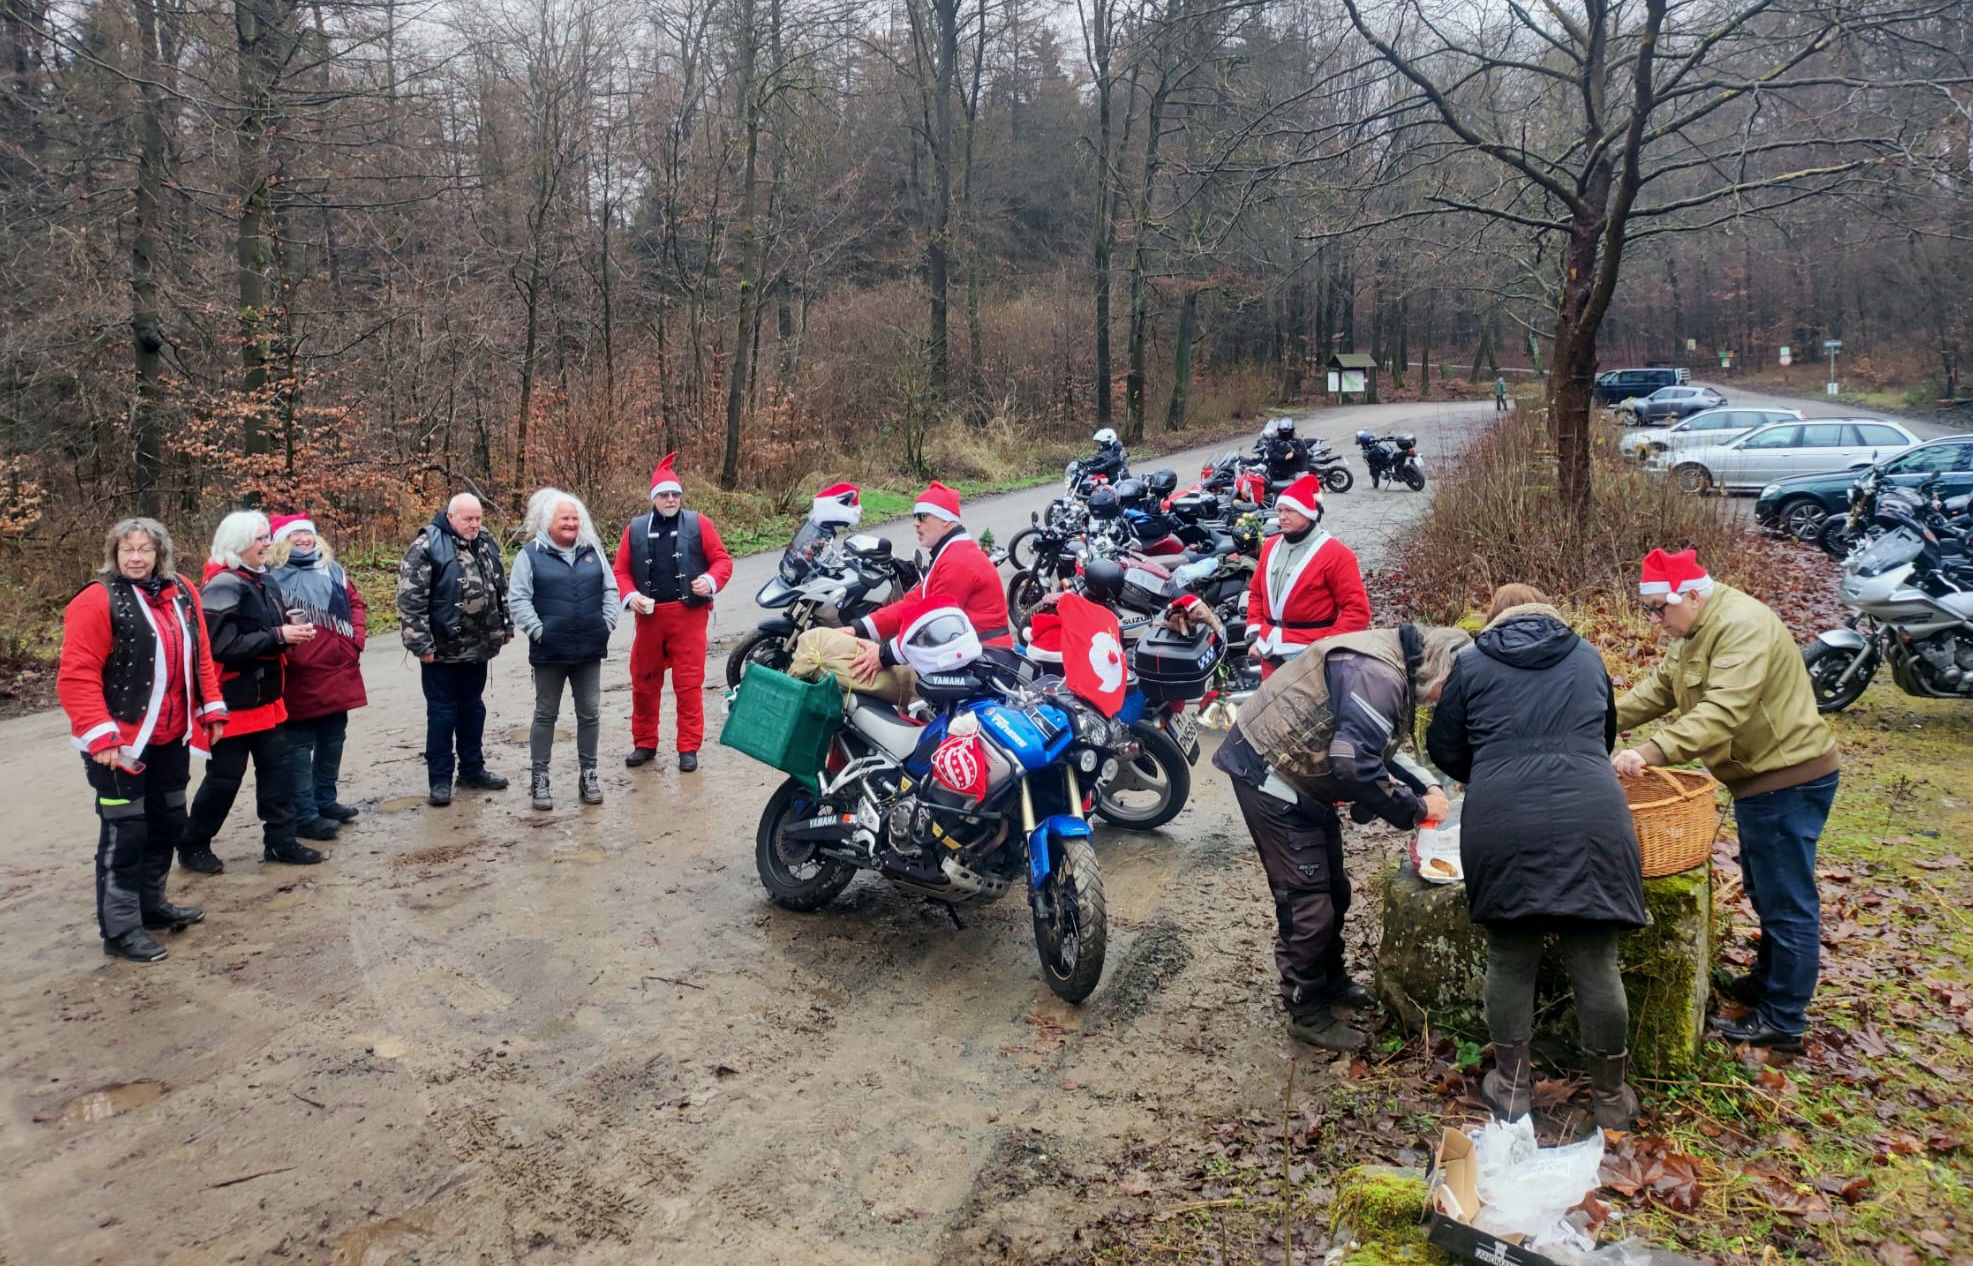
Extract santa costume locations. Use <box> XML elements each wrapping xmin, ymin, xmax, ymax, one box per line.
<box><xmin>855</xmin><ymin>481</ymin><xmax>1013</xmax><ymax>650</ymax></box>
<box><xmin>1247</xmin><ymin>474</ymin><xmax>1370</xmax><ymax>675</ymax></box>
<box><xmin>611</xmin><ymin>455</ymin><xmax>734</xmax><ymax>761</ymax></box>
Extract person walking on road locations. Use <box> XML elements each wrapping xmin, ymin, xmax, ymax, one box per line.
<box><xmin>1212</xmin><ymin>623</ymin><xmax>1468</xmax><ymax>1050</ymax></box>
<box><xmin>613</xmin><ymin>455</ymin><xmax>733</xmax><ymax>772</ymax></box>
<box><xmin>58</xmin><ymin>518</ymin><xmax>228</xmax><ymax>962</ymax></box>
<box><xmin>1612</xmin><ymin>549</ymin><xmax>1839</xmax><ymax>1054</ymax></box>
<box><xmin>1493</xmin><ymin>375</ymin><xmax>1509</xmax><ymax>412</ymax></box>
<box><xmin>1426</xmin><ymin>584</ymin><xmax>1646</xmax><ymax>1130</ymax></box>
<box><xmin>268</xmin><ymin>513</ymin><xmax>367</xmax><ymax>840</ymax></box>
<box><xmin>1246</xmin><ymin>474</ymin><xmax>1370</xmax><ymax>678</ymax></box>
<box><xmin>509</xmin><ymin>488</ymin><xmax>619</xmax><ymax>809</ymax></box>
<box><xmin>397</xmin><ymin>493</ymin><xmax>513</xmax><ymax>805</ymax></box>
<box><xmin>181</xmin><ymin>511</ymin><xmax>325</xmax><ymax>870</ymax></box>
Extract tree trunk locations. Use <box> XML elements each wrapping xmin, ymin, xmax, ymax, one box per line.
<box><xmin>925</xmin><ymin>0</ymin><xmax>958</xmax><ymax>404</ymax></box>
<box><xmin>1124</xmin><ymin>82</ymin><xmax>1169</xmax><ymax>444</ymax></box>
<box><xmin>129</xmin><ymin>0</ymin><xmax>170</xmax><ymax>516</ymax></box>
<box><xmin>719</xmin><ymin>0</ymin><xmax>763</xmax><ymax>492</ymax></box>
<box><xmin>234</xmin><ymin>0</ymin><xmax>289</xmax><ymax>456</ymax></box>
<box><xmin>1164</xmin><ymin>286</ymin><xmax>1198</xmax><ymax>430</ymax></box>
<box><xmin>1089</xmin><ymin>2</ymin><xmax>1114</xmax><ymax>429</ymax></box>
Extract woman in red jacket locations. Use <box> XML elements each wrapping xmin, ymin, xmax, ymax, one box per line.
<box><xmin>178</xmin><ymin>510</ymin><xmax>325</xmax><ymax>872</ymax></box>
<box><xmin>268</xmin><ymin>513</ymin><xmax>368</xmax><ymax>840</ymax></box>
<box><xmin>1246</xmin><ymin>475</ymin><xmax>1370</xmax><ymax>677</ymax></box>
<box><xmin>58</xmin><ymin>518</ymin><xmax>229</xmax><ymax>962</ymax></box>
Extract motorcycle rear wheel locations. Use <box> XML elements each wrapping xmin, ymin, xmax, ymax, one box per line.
<box><xmin>1817</xmin><ymin>515</ymin><xmax>1856</xmax><ymax>559</ymax></box>
<box><xmin>1801</xmin><ymin>640</ymin><xmax>1873</xmax><ymax>713</ymax></box>
<box><xmin>1398</xmin><ymin>465</ymin><xmax>1426</xmax><ymax>491</ymax></box>
<box><xmin>1322</xmin><ymin>466</ymin><xmax>1355</xmax><ymax>494</ymax></box>
<box><xmin>756</xmin><ymin>778</ymin><xmax>858</xmax><ymax>911</ymax></box>
<box><xmin>1094</xmin><ymin>721</ymin><xmax>1191</xmax><ymax>831</ymax></box>
<box><xmin>1032</xmin><ymin>834</ymin><xmax>1107</xmax><ymax>1004</ymax></box>
<box><xmin>726</xmin><ymin>629</ymin><xmax>793</xmax><ymax>688</ymax></box>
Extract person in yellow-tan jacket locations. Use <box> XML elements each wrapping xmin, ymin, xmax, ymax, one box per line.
<box><xmin>1612</xmin><ymin>549</ymin><xmax>1838</xmax><ymax>1054</ymax></box>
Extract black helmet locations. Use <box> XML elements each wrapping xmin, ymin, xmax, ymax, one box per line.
<box><xmin>1081</xmin><ymin>558</ymin><xmax>1126</xmax><ymax>604</ymax></box>
<box><xmin>1114</xmin><ymin>477</ymin><xmax>1149</xmax><ymax>509</ymax></box>
<box><xmin>1146</xmin><ymin>468</ymin><xmax>1178</xmax><ymax>499</ymax></box>
<box><xmin>1086</xmin><ymin>486</ymin><xmax>1121</xmax><ymax>520</ymax></box>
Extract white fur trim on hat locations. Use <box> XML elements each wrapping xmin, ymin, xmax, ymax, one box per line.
<box><xmin>272</xmin><ymin>518</ymin><xmax>316</xmax><ymax>543</ymax></box>
<box><xmin>913</xmin><ymin>499</ymin><xmax>961</xmax><ymax>523</ymax></box>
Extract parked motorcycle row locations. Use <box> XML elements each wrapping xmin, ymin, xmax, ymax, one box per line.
<box><xmin>1804</xmin><ymin>469</ymin><xmax>1973</xmax><ymax>712</ymax></box>
<box><xmin>734</xmin><ymin>418</ymin><xmax>1423</xmax><ymax>1002</ymax></box>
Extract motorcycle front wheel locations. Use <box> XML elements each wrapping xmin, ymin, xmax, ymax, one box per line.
<box><xmin>1398</xmin><ymin>464</ymin><xmax>1426</xmax><ymax>491</ymax></box>
<box><xmin>1006</xmin><ymin>570</ymin><xmax>1051</xmax><ymax>629</ymax></box>
<box><xmin>1032</xmin><ymin>834</ymin><xmax>1107</xmax><ymax>1004</ymax></box>
<box><xmin>1322</xmin><ymin>466</ymin><xmax>1355</xmax><ymax>494</ymax></box>
<box><xmin>1094</xmin><ymin>721</ymin><xmax>1192</xmax><ymax>831</ymax></box>
<box><xmin>726</xmin><ymin>629</ymin><xmax>795</xmax><ymax>687</ymax></box>
<box><xmin>1005</xmin><ymin>526</ymin><xmax>1041</xmax><ymax>572</ymax></box>
<box><xmin>1801</xmin><ymin>640</ymin><xmax>1874</xmax><ymax>713</ymax></box>
<box><xmin>756</xmin><ymin>778</ymin><xmax>858</xmax><ymax>911</ymax></box>
<box><xmin>1817</xmin><ymin>516</ymin><xmax>1857</xmax><ymax>560</ymax></box>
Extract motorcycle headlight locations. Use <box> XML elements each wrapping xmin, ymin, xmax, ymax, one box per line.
<box><xmin>1079</xmin><ymin>749</ymin><xmax>1098</xmax><ymax>773</ymax></box>
<box><xmin>1100</xmin><ymin>758</ymin><xmax>1120</xmax><ymax>783</ymax></box>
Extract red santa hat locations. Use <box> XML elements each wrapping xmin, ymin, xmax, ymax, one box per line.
<box><xmin>270</xmin><ymin>513</ymin><xmax>316</xmax><ymax>544</ymax></box>
<box><xmin>913</xmin><ymin>480</ymin><xmax>962</xmax><ymax>523</ymax></box>
<box><xmin>650</xmin><ymin>453</ymin><xmax>683</xmax><ymax>497</ymax></box>
<box><xmin>1274</xmin><ymin>474</ymin><xmax>1321</xmax><ymax>521</ymax></box>
<box><xmin>1024</xmin><ymin>610</ymin><xmax>1065</xmax><ymax>663</ymax></box>
<box><xmin>812</xmin><ymin>482</ymin><xmax>862</xmax><ymax>526</ymax></box>
<box><xmin>1639</xmin><ymin>548</ymin><xmax>1714</xmax><ymax>605</ymax></box>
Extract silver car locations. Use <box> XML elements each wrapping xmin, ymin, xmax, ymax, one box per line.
<box><xmin>1654</xmin><ymin>418</ymin><xmax>1921</xmax><ymax>493</ymax></box>
<box><xmin>1618</xmin><ymin>407</ymin><xmax>1803</xmax><ymax>461</ymax></box>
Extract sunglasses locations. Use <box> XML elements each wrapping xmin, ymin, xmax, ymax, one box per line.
<box><xmin>653</xmin><ymin>491</ymin><xmax>683</xmax><ymax>500</ymax></box>
<box><xmin>912</xmin><ymin>512</ymin><xmax>930</xmax><ymax>523</ymax></box>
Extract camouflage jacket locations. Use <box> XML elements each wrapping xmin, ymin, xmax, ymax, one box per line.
<box><xmin>397</xmin><ymin>510</ymin><xmax>512</xmax><ymax>663</ymax></box>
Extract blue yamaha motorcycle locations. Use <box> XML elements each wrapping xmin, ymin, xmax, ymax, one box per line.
<box><xmin>753</xmin><ymin>651</ymin><xmax>1124</xmax><ymax>1002</ymax></box>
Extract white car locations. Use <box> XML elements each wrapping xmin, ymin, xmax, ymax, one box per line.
<box><xmin>1618</xmin><ymin>407</ymin><xmax>1805</xmax><ymax>461</ymax></box>
<box><xmin>1651</xmin><ymin>418</ymin><xmax>1922</xmax><ymax>494</ymax></box>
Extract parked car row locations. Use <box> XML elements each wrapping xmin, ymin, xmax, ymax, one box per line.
<box><xmin>1593</xmin><ymin>366</ymin><xmax>1690</xmax><ymax>407</ymax></box>
<box><xmin>1649</xmin><ymin>418</ymin><xmax>1921</xmax><ymax>494</ymax></box>
<box><xmin>1617</xmin><ymin>407</ymin><xmax>1805</xmax><ymax>461</ymax></box>
<box><xmin>1754</xmin><ymin>434</ymin><xmax>1973</xmax><ymax>540</ymax></box>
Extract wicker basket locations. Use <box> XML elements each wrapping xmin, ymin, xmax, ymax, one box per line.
<box><xmin>1623</xmin><ymin>767</ymin><xmax>1723</xmax><ymax>878</ymax></box>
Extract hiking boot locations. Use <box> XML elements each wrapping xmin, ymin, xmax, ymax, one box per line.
<box><xmin>531</xmin><ymin>771</ymin><xmax>553</xmax><ymax>811</ymax></box>
<box><xmin>1711</xmin><ymin>1012</ymin><xmax>1805</xmax><ymax>1055</ymax></box>
<box><xmin>1287</xmin><ymin>1014</ymin><xmax>1367</xmax><ymax>1052</ymax></box>
<box><xmin>177</xmin><ymin>846</ymin><xmax>224</xmax><ymax>875</ymax></box>
<box><xmin>428</xmin><ymin>782</ymin><xmax>453</xmax><ymax>807</ymax></box>
<box><xmin>263</xmin><ymin>839</ymin><xmax>324</xmax><ymax>865</ymax></box>
<box><xmin>1716</xmin><ymin>971</ymin><xmax>1765</xmax><ymax>1007</ymax></box>
<box><xmin>296</xmin><ymin>817</ymin><xmax>341</xmax><ymax>841</ymax></box>
<box><xmin>1588</xmin><ymin>1050</ymin><xmax>1640</xmax><ymax>1133</ymax></box>
<box><xmin>678</xmin><ymin>751</ymin><xmax>699</xmax><ymax>773</ymax></box>
<box><xmin>318</xmin><ymin>802</ymin><xmax>360</xmax><ymax>822</ymax></box>
<box><xmin>1481</xmin><ymin>1042</ymin><xmax>1533</xmax><ymax>1121</ymax></box>
<box><xmin>456</xmin><ymin>769</ymin><xmax>508</xmax><ymax>791</ymax></box>
<box><xmin>625</xmin><ymin>747</ymin><xmax>658</xmax><ymax>768</ymax></box>
<box><xmin>104</xmin><ymin>929</ymin><xmax>168</xmax><ymax>962</ymax></box>
<box><xmin>1331</xmin><ymin>979</ymin><xmax>1375</xmax><ymax>1011</ymax></box>
<box><xmin>142</xmin><ymin>902</ymin><xmax>205</xmax><ymax>932</ymax></box>
<box><xmin>578</xmin><ymin>768</ymin><xmax>603</xmax><ymax>805</ymax></box>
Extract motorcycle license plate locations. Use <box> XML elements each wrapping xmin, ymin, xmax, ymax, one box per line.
<box><xmin>1163</xmin><ymin>713</ymin><xmax>1201</xmax><ymax>762</ymax></box>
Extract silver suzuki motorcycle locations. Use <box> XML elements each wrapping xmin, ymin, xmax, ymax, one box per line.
<box><xmin>1803</xmin><ymin>524</ymin><xmax>1973</xmax><ymax>712</ymax></box>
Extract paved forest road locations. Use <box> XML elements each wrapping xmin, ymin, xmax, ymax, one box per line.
<box><xmin>0</xmin><ymin>400</ymin><xmax>1494</xmax><ymax>1266</ymax></box>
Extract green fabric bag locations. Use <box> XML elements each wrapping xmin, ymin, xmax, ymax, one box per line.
<box><xmin>718</xmin><ymin>665</ymin><xmax>843</xmax><ymax>788</ymax></box>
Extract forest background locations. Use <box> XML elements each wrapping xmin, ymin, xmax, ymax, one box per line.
<box><xmin>1</xmin><ymin>0</ymin><xmax>1970</xmax><ymax>658</ymax></box>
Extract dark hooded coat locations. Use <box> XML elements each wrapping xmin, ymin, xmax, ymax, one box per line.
<box><xmin>1425</xmin><ymin>605</ymin><xmax>1646</xmax><ymax>928</ymax></box>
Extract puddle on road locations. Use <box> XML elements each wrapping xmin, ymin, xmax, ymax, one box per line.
<box><xmin>551</xmin><ymin>848</ymin><xmax>610</xmax><ymax>865</ymax></box>
<box><xmin>330</xmin><ymin>1215</ymin><xmax>426</xmax><ymax>1266</ymax></box>
<box><xmin>40</xmin><ymin>1080</ymin><xmax>167</xmax><ymax>1125</ymax></box>
<box><xmin>375</xmin><ymin>796</ymin><xmax>429</xmax><ymax>813</ymax></box>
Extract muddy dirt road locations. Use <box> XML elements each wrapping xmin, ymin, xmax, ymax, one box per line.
<box><xmin>0</xmin><ymin>401</ymin><xmax>1491</xmax><ymax>1266</ymax></box>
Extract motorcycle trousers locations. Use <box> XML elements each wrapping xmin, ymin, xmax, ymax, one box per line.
<box><xmin>1230</xmin><ymin>778</ymin><xmax>1352</xmax><ymax>1019</ymax></box>
<box><xmin>84</xmin><ymin>741</ymin><xmax>192</xmax><ymax>939</ymax></box>
<box><xmin>630</xmin><ymin>601</ymin><xmax>710</xmax><ymax>753</ymax></box>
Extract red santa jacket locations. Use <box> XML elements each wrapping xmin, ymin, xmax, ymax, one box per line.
<box><xmin>1247</xmin><ymin>530</ymin><xmax>1370</xmax><ymax>664</ymax></box>
<box><xmin>856</xmin><ymin>530</ymin><xmax>1013</xmax><ymax>649</ymax></box>
<box><xmin>59</xmin><ymin>574</ymin><xmax>228</xmax><ymax>759</ymax></box>
<box><xmin>611</xmin><ymin>509</ymin><xmax>735</xmax><ymax>608</ymax></box>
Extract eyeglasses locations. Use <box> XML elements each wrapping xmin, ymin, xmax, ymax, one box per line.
<box><xmin>118</xmin><ymin>543</ymin><xmax>158</xmax><ymax>556</ymax></box>
<box><xmin>1641</xmin><ymin>601</ymin><xmax>1670</xmax><ymax>621</ymax></box>
<box><xmin>654</xmin><ymin>491</ymin><xmax>683</xmax><ymax>500</ymax></box>
<box><xmin>912</xmin><ymin>513</ymin><xmax>930</xmax><ymax>523</ymax></box>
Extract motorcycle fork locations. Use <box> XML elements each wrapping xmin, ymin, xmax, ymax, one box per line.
<box><xmin>1830</xmin><ymin>639</ymin><xmax>1880</xmax><ymax>692</ymax></box>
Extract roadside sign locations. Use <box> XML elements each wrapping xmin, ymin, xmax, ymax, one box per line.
<box><xmin>1779</xmin><ymin>346</ymin><xmax>1792</xmax><ymax>365</ymax></box>
<box><xmin>1824</xmin><ymin>339</ymin><xmax>1843</xmax><ymax>352</ymax></box>
<box><xmin>1686</xmin><ymin>338</ymin><xmax>1697</xmax><ymax>351</ymax></box>
<box><xmin>1827</xmin><ymin>382</ymin><xmax>1840</xmax><ymax>395</ymax></box>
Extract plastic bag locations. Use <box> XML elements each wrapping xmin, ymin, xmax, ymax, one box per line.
<box><xmin>1410</xmin><ymin>797</ymin><xmax>1463</xmax><ymax>884</ymax></box>
<box><xmin>1470</xmin><ymin>1116</ymin><xmax>1604</xmax><ymax>1248</ymax></box>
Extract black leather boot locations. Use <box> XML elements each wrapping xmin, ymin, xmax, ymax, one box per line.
<box><xmin>264</xmin><ymin>839</ymin><xmax>324</xmax><ymax>865</ymax></box>
<box><xmin>624</xmin><ymin>747</ymin><xmax>657</xmax><ymax>767</ymax></box>
<box><xmin>1481</xmin><ymin>1042</ymin><xmax>1533</xmax><ymax>1121</ymax></box>
<box><xmin>296</xmin><ymin>816</ymin><xmax>341</xmax><ymax>841</ymax></box>
<box><xmin>677</xmin><ymin>751</ymin><xmax>699</xmax><ymax>773</ymax></box>
<box><xmin>143</xmin><ymin>902</ymin><xmax>205</xmax><ymax>931</ymax></box>
<box><xmin>318</xmin><ymin>802</ymin><xmax>360</xmax><ymax>822</ymax></box>
<box><xmin>1588</xmin><ymin>1050</ymin><xmax>1640</xmax><ymax>1132</ymax></box>
<box><xmin>177</xmin><ymin>846</ymin><xmax>225</xmax><ymax>875</ymax></box>
<box><xmin>456</xmin><ymin>769</ymin><xmax>509</xmax><ymax>791</ymax></box>
<box><xmin>104</xmin><ymin>928</ymin><xmax>168</xmax><ymax>962</ymax></box>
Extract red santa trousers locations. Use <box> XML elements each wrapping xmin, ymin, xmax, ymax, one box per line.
<box><xmin>629</xmin><ymin>601</ymin><xmax>710</xmax><ymax>752</ymax></box>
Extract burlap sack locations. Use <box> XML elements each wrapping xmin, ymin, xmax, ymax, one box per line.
<box><xmin>789</xmin><ymin>626</ymin><xmax>916</xmax><ymax>705</ymax></box>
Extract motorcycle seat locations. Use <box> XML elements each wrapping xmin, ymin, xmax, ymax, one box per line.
<box><xmin>845</xmin><ymin>693</ymin><xmax>925</xmax><ymax>760</ymax></box>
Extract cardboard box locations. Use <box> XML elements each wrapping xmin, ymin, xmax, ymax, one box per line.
<box><xmin>1426</xmin><ymin>1128</ymin><xmax>1563</xmax><ymax>1266</ymax></box>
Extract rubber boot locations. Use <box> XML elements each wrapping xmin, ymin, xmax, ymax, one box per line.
<box><xmin>1481</xmin><ymin>1041</ymin><xmax>1532</xmax><ymax>1121</ymax></box>
<box><xmin>1588</xmin><ymin>1050</ymin><xmax>1640</xmax><ymax>1132</ymax></box>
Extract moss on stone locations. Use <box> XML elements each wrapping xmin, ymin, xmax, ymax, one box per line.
<box><xmin>1330</xmin><ymin>1167</ymin><xmax>1452</xmax><ymax>1265</ymax></box>
<box><xmin>1376</xmin><ymin>865</ymin><xmax>1489</xmax><ymax>1038</ymax></box>
<box><xmin>1620</xmin><ymin>864</ymin><xmax>1711</xmax><ymax>1079</ymax></box>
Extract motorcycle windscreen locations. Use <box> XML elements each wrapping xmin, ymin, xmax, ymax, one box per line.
<box><xmin>1853</xmin><ymin>527</ymin><xmax>1924</xmax><ymax>578</ymax></box>
<box><xmin>778</xmin><ymin>519</ymin><xmax>838</xmax><ymax>583</ymax></box>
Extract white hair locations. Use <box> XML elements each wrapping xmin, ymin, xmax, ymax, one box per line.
<box><xmin>524</xmin><ymin>487</ymin><xmax>602</xmax><ymax>553</ymax></box>
<box><xmin>209</xmin><ymin>509</ymin><xmax>271</xmax><ymax>570</ymax></box>
<box><xmin>448</xmin><ymin>491</ymin><xmax>482</xmax><ymax>516</ymax></box>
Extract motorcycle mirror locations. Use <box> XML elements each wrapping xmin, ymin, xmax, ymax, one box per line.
<box><xmin>1031</xmin><ymin>510</ymin><xmax>1040</xmax><ymax>525</ymax></box>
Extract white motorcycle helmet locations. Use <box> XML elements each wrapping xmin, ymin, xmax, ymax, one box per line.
<box><xmin>898</xmin><ymin>596</ymin><xmax>983</xmax><ymax>677</ymax></box>
<box><xmin>1092</xmin><ymin>427</ymin><xmax>1119</xmax><ymax>446</ymax></box>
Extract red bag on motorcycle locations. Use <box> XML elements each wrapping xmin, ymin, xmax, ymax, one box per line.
<box><xmin>1058</xmin><ymin>593</ymin><xmax>1128</xmax><ymax>718</ymax></box>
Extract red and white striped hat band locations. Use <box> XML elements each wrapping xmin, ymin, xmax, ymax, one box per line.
<box><xmin>1024</xmin><ymin>611</ymin><xmax>1064</xmax><ymax>663</ymax></box>
<box><xmin>1639</xmin><ymin>547</ymin><xmax>1713</xmax><ymax>604</ymax></box>
<box><xmin>270</xmin><ymin>514</ymin><xmax>316</xmax><ymax>543</ymax></box>
<box><xmin>914</xmin><ymin>480</ymin><xmax>962</xmax><ymax>523</ymax></box>
<box><xmin>650</xmin><ymin>451</ymin><xmax>682</xmax><ymax>496</ymax></box>
<box><xmin>1274</xmin><ymin>474</ymin><xmax>1321</xmax><ymax>520</ymax></box>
